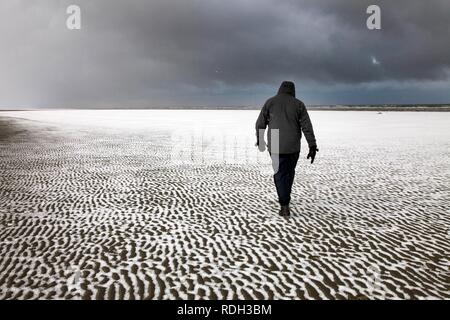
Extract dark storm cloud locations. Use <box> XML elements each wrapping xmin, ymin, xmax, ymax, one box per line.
<box><xmin>1</xmin><ymin>0</ymin><xmax>449</xmax><ymax>107</ymax></box>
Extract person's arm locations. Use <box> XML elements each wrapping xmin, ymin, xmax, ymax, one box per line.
<box><xmin>299</xmin><ymin>102</ymin><xmax>318</xmax><ymax>163</ymax></box>
<box><xmin>299</xmin><ymin>102</ymin><xmax>316</xmax><ymax>147</ymax></box>
<box><xmin>255</xmin><ymin>101</ymin><xmax>269</xmax><ymax>151</ymax></box>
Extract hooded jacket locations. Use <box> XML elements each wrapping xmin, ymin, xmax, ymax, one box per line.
<box><xmin>255</xmin><ymin>81</ymin><xmax>316</xmax><ymax>154</ymax></box>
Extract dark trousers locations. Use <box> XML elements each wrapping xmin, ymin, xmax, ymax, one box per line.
<box><xmin>271</xmin><ymin>152</ymin><xmax>300</xmax><ymax>206</ymax></box>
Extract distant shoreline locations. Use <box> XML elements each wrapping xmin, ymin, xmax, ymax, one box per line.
<box><xmin>1</xmin><ymin>104</ymin><xmax>450</xmax><ymax>112</ymax></box>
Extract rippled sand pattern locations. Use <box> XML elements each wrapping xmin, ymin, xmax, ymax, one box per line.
<box><xmin>0</xmin><ymin>110</ymin><xmax>449</xmax><ymax>300</ymax></box>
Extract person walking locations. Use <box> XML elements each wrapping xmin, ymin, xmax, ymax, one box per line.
<box><xmin>255</xmin><ymin>81</ymin><xmax>318</xmax><ymax>217</ymax></box>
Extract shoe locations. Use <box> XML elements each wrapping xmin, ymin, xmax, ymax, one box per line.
<box><xmin>279</xmin><ymin>205</ymin><xmax>290</xmax><ymax>217</ymax></box>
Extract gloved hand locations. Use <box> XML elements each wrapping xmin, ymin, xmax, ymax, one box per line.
<box><xmin>307</xmin><ymin>145</ymin><xmax>319</xmax><ymax>164</ymax></box>
<box><xmin>255</xmin><ymin>140</ymin><xmax>266</xmax><ymax>152</ymax></box>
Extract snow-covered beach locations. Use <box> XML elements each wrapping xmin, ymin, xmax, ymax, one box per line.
<box><xmin>0</xmin><ymin>110</ymin><xmax>449</xmax><ymax>299</ymax></box>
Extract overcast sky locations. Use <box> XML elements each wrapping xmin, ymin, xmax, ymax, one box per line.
<box><xmin>1</xmin><ymin>0</ymin><xmax>449</xmax><ymax>108</ymax></box>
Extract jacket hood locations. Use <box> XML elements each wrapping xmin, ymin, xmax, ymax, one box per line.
<box><xmin>278</xmin><ymin>81</ymin><xmax>296</xmax><ymax>97</ymax></box>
